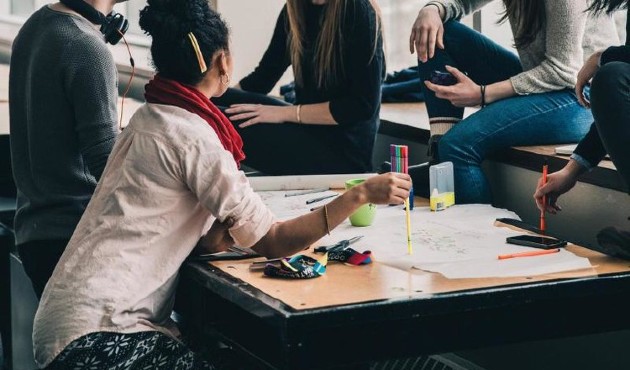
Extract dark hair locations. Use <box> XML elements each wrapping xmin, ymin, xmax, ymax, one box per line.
<box><xmin>499</xmin><ymin>0</ymin><xmax>546</xmax><ymax>49</ymax></box>
<box><xmin>287</xmin><ymin>0</ymin><xmax>383</xmax><ymax>89</ymax></box>
<box><xmin>139</xmin><ymin>0</ymin><xmax>229</xmax><ymax>85</ymax></box>
<box><xmin>588</xmin><ymin>0</ymin><xmax>628</xmax><ymax>14</ymax></box>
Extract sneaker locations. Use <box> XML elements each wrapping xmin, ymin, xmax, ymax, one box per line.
<box><xmin>595</xmin><ymin>227</ymin><xmax>630</xmax><ymax>260</ymax></box>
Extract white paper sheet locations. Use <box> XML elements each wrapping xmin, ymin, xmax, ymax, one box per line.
<box><xmin>257</xmin><ymin>190</ymin><xmax>340</xmax><ymax>220</ymax></box>
<box><xmin>417</xmin><ymin>251</ymin><xmax>592</xmax><ymax>279</ymax></box>
<box><xmin>328</xmin><ymin>205</ymin><xmax>591</xmax><ymax>278</ymax></box>
<box><xmin>257</xmin><ymin>190</ymin><xmax>593</xmax><ymax>279</ymax></box>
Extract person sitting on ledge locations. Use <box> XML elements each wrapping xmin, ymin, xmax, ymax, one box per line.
<box><xmin>214</xmin><ymin>0</ymin><xmax>385</xmax><ymax>175</ymax></box>
<box><xmin>534</xmin><ymin>0</ymin><xmax>630</xmax><ymax>257</ymax></box>
<box><xmin>409</xmin><ymin>0</ymin><xmax>618</xmax><ymax>203</ymax></box>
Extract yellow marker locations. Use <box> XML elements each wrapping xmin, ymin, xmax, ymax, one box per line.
<box><xmin>405</xmin><ymin>198</ymin><xmax>413</xmax><ymax>255</ymax></box>
<box><xmin>430</xmin><ymin>188</ymin><xmax>455</xmax><ymax>212</ymax></box>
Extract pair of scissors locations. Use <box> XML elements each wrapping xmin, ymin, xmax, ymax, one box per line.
<box><xmin>314</xmin><ymin>235</ymin><xmax>364</xmax><ymax>253</ymax></box>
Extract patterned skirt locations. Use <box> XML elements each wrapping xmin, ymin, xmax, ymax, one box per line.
<box><xmin>46</xmin><ymin>331</ymin><xmax>215</xmax><ymax>369</ymax></box>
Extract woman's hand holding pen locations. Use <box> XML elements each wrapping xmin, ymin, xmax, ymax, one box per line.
<box><xmin>226</xmin><ymin>104</ymin><xmax>294</xmax><ymax>128</ymax></box>
<box><xmin>576</xmin><ymin>50</ymin><xmax>603</xmax><ymax>108</ymax></box>
<box><xmin>533</xmin><ymin>161</ymin><xmax>584</xmax><ymax>214</ymax></box>
<box><xmin>251</xmin><ymin>173</ymin><xmax>412</xmax><ymax>259</ymax></box>
<box><xmin>424</xmin><ymin>66</ymin><xmax>481</xmax><ymax>107</ymax></box>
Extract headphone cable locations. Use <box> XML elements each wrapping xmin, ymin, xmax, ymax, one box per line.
<box><xmin>118</xmin><ymin>29</ymin><xmax>135</xmax><ymax>131</ymax></box>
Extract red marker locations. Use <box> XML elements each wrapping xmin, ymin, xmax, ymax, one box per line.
<box><xmin>540</xmin><ymin>161</ymin><xmax>548</xmax><ymax>234</ymax></box>
<box><xmin>498</xmin><ymin>248</ymin><xmax>560</xmax><ymax>260</ymax></box>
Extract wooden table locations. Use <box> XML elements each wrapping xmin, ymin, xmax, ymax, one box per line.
<box><xmin>176</xmin><ymin>219</ymin><xmax>630</xmax><ymax>370</ymax></box>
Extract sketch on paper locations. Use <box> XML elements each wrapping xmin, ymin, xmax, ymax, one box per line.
<box><xmin>256</xmin><ymin>191</ymin><xmax>593</xmax><ymax>278</ymax></box>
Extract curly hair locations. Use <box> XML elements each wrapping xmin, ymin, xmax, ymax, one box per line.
<box><xmin>139</xmin><ymin>0</ymin><xmax>229</xmax><ymax>85</ymax></box>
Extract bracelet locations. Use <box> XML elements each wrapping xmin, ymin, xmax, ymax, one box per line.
<box><xmin>480</xmin><ymin>85</ymin><xmax>486</xmax><ymax>108</ymax></box>
<box><xmin>323</xmin><ymin>204</ymin><xmax>330</xmax><ymax>235</ymax></box>
<box><xmin>296</xmin><ymin>104</ymin><xmax>302</xmax><ymax>124</ymax></box>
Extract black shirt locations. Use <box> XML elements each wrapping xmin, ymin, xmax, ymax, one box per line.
<box><xmin>573</xmin><ymin>7</ymin><xmax>629</xmax><ymax>167</ymax></box>
<box><xmin>239</xmin><ymin>1</ymin><xmax>384</xmax><ymax>172</ymax></box>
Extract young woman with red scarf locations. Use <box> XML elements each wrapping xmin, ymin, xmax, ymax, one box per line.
<box><xmin>31</xmin><ymin>0</ymin><xmax>410</xmax><ymax>369</ymax></box>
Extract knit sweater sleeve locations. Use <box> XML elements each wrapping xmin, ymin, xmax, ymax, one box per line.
<box><xmin>509</xmin><ymin>0</ymin><xmax>588</xmax><ymax>94</ymax></box>
<box><xmin>427</xmin><ymin>0</ymin><xmax>493</xmax><ymax>22</ymax></box>
<box><xmin>63</xmin><ymin>33</ymin><xmax>118</xmax><ymax>181</ymax></box>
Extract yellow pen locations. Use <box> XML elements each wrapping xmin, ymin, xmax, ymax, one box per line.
<box><xmin>405</xmin><ymin>198</ymin><xmax>413</xmax><ymax>255</ymax></box>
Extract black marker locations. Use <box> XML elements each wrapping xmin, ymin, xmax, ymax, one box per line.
<box><xmin>306</xmin><ymin>193</ymin><xmax>338</xmax><ymax>205</ymax></box>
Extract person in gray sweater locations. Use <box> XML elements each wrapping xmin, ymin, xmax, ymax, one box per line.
<box><xmin>9</xmin><ymin>0</ymin><xmax>127</xmax><ymax>298</ymax></box>
<box><xmin>409</xmin><ymin>0</ymin><xmax>619</xmax><ymax>204</ymax></box>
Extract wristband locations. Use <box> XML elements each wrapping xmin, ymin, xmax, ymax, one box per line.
<box><xmin>480</xmin><ymin>85</ymin><xmax>486</xmax><ymax>108</ymax></box>
<box><xmin>296</xmin><ymin>104</ymin><xmax>302</xmax><ymax>123</ymax></box>
<box><xmin>323</xmin><ymin>204</ymin><xmax>330</xmax><ymax>235</ymax></box>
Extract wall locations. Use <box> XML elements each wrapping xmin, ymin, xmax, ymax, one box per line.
<box><xmin>217</xmin><ymin>0</ymin><xmax>290</xmax><ymax>94</ymax></box>
<box><xmin>479</xmin><ymin>1</ymin><xmax>513</xmax><ymax>50</ymax></box>
<box><xmin>379</xmin><ymin>0</ymin><xmax>429</xmax><ymax>73</ymax></box>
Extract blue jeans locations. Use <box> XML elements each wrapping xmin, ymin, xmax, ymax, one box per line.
<box><xmin>417</xmin><ymin>21</ymin><xmax>593</xmax><ymax>204</ymax></box>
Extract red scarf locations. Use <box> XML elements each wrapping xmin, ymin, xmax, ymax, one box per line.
<box><xmin>145</xmin><ymin>75</ymin><xmax>245</xmax><ymax>165</ymax></box>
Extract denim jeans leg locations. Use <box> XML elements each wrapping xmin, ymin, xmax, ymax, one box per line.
<box><xmin>417</xmin><ymin>21</ymin><xmax>522</xmax><ymax>137</ymax></box>
<box><xmin>438</xmin><ymin>90</ymin><xmax>593</xmax><ymax>204</ymax></box>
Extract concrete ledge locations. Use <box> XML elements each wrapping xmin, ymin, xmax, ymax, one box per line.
<box><xmin>378</xmin><ymin>102</ymin><xmax>625</xmax><ymax>193</ymax></box>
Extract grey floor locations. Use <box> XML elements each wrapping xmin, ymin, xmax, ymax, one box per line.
<box><xmin>457</xmin><ymin>330</ymin><xmax>630</xmax><ymax>370</ymax></box>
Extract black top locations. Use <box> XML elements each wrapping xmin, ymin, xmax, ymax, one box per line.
<box><xmin>573</xmin><ymin>7</ymin><xmax>629</xmax><ymax>167</ymax></box>
<box><xmin>239</xmin><ymin>1</ymin><xmax>384</xmax><ymax>172</ymax></box>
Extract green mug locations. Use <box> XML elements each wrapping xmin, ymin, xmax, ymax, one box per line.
<box><xmin>345</xmin><ymin>179</ymin><xmax>377</xmax><ymax>227</ymax></box>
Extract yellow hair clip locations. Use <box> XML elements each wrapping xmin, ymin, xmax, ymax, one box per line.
<box><xmin>187</xmin><ymin>32</ymin><xmax>208</xmax><ymax>74</ymax></box>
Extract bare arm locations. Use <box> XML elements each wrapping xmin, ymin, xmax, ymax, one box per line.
<box><xmin>533</xmin><ymin>159</ymin><xmax>586</xmax><ymax>214</ymax></box>
<box><xmin>251</xmin><ymin>173</ymin><xmax>411</xmax><ymax>258</ymax></box>
<box><xmin>485</xmin><ymin>80</ymin><xmax>517</xmax><ymax>104</ymax></box>
<box><xmin>424</xmin><ymin>66</ymin><xmax>516</xmax><ymax>107</ymax></box>
<box><xmin>225</xmin><ymin>101</ymin><xmax>337</xmax><ymax>128</ymax></box>
<box><xmin>228</xmin><ymin>1</ymin><xmax>382</xmax><ymax>129</ymax></box>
